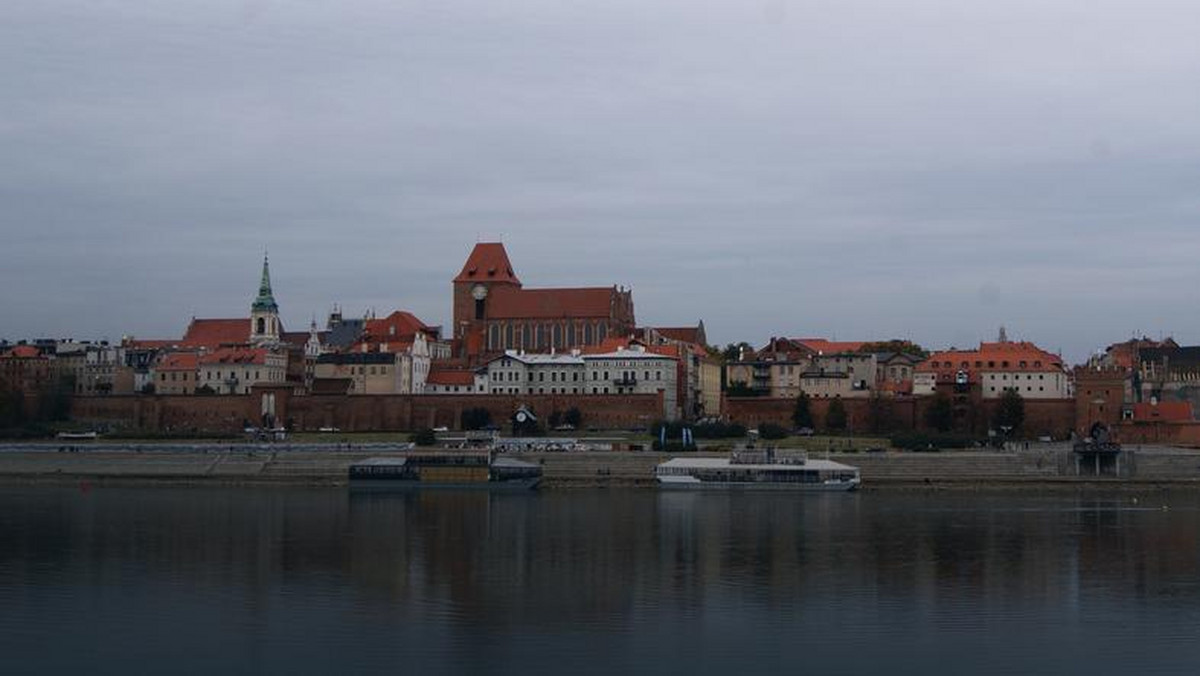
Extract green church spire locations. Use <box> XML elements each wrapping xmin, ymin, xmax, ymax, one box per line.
<box><xmin>252</xmin><ymin>254</ymin><xmax>278</xmax><ymax>313</ymax></box>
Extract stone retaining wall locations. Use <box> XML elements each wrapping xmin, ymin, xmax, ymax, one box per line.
<box><xmin>5</xmin><ymin>445</ymin><xmax>1200</xmax><ymax>486</ymax></box>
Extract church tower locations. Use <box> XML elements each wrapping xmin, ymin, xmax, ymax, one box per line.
<box><xmin>250</xmin><ymin>254</ymin><xmax>281</xmax><ymax>345</ymax></box>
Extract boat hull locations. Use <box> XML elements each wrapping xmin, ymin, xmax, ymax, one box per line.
<box><xmin>656</xmin><ymin>475</ymin><xmax>859</xmax><ymax>492</ymax></box>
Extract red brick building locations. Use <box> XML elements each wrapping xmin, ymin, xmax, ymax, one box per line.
<box><xmin>451</xmin><ymin>243</ymin><xmax>635</xmax><ymax>360</ymax></box>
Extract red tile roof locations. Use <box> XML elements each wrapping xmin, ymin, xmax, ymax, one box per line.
<box><xmin>3</xmin><ymin>345</ymin><xmax>42</xmax><ymax>359</ymax></box>
<box><xmin>454</xmin><ymin>242</ymin><xmax>521</xmax><ymax>285</ymax></box>
<box><xmin>792</xmin><ymin>338</ymin><xmax>867</xmax><ymax>355</ymax></box>
<box><xmin>918</xmin><ymin>341</ymin><xmax>1064</xmax><ymax>378</ymax></box>
<box><xmin>182</xmin><ymin>318</ymin><xmax>249</xmax><ymax>348</ymax></box>
<box><xmin>1130</xmin><ymin>401</ymin><xmax>1193</xmax><ymax>422</ymax></box>
<box><xmin>653</xmin><ymin>327</ymin><xmax>703</xmax><ymax>344</ymax></box>
<box><xmin>578</xmin><ymin>336</ymin><xmax>643</xmax><ymax>355</ymax></box>
<box><xmin>1106</xmin><ymin>337</ymin><xmax>1178</xmax><ymax>370</ymax></box>
<box><xmin>426</xmin><ymin>368</ymin><xmax>477</xmax><ymax>386</ymax></box>
<box><xmin>486</xmin><ymin>285</ymin><xmax>619</xmax><ymax>320</ymax></box>
<box><xmin>281</xmin><ymin>331</ymin><xmax>317</xmax><ymax>347</ymax></box>
<box><xmin>157</xmin><ymin>352</ymin><xmax>199</xmax><ymax>370</ymax></box>
<box><xmin>363</xmin><ymin>311</ymin><xmax>429</xmax><ymax>342</ymax></box>
<box><xmin>199</xmin><ymin>347</ymin><xmax>270</xmax><ymax>366</ymax></box>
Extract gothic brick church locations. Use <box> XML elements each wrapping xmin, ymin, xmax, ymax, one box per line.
<box><xmin>451</xmin><ymin>243</ymin><xmax>635</xmax><ymax>360</ymax></box>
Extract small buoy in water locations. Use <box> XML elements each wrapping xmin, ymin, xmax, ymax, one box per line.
<box><xmin>1132</xmin><ymin>497</ymin><xmax>1139</xmax><ymax>505</ymax></box>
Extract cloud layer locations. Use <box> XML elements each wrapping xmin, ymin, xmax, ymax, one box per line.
<box><xmin>3</xmin><ymin>0</ymin><xmax>1199</xmax><ymax>361</ymax></box>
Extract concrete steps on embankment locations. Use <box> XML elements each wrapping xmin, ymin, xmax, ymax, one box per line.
<box><xmin>5</xmin><ymin>446</ymin><xmax>1198</xmax><ymax>485</ymax></box>
<box><xmin>836</xmin><ymin>453</ymin><xmax>1042</xmax><ymax>482</ymax></box>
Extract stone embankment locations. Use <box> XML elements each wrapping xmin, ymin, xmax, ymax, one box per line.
<box><xmin>1</xmin><ymin>443</ymin><xmax>1199</xmax><ymax>487</ymax></box>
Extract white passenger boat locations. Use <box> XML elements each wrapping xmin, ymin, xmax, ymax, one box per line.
<box><xmin>655</xmin><ymin>446</ymin><xmax>860</xmax><ymax>491</ymax></box>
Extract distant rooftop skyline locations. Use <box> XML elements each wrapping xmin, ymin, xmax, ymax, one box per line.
<box><xmin>4</xmin><ymin>1</ymin><xmax>1200</xmax><ymax>363</ymax></box>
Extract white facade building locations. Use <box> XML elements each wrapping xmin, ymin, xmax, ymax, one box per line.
<box><xmin>584</xmin><ymin>346</ymin><xmax>678</xmax><ymax>419</ymax></box>
<box><xmin>484</xmin><ymin>351</ymin><xmax>586</xmax><ymax>395</ymax></box>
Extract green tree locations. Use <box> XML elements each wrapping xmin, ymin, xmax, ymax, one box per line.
<box><xmin>461</xmin><ymin>407</ymin><xmax>492</xmax><ymax>430</ymax></box>
<box><xmin>867</xmin><ymin>391</ymin><xmax>891</xmax><ymax>433</ymax></box>
<box><xmin>0</xmin><ymin>391</ymin><xmax>24</xmax><ymax>428</ymax></box>
<box><xmin>758</xmin><ymin>422</ymin><xmax>788</xmax><ymax>440</ymax></box>
<box><xmin>720</xmin><ymin>342</ymin><xmax>754</xmax><ymax>363</ymax></box>
<box><xmin>38</xmin><ymin>375</ymin><xmax>74</xmax><ymax>422</ymax></box>
<box><xmin>825</xmin><ymin>398</ymin><xmax>848</xmax><ymax>432</ymax></box>
<box><xmin>563</xmin><ymin>407</ymin><xmax>583</xmax><ymax>428</ymax></box>
<box><xmin>792</xmin><ymin>391</ymin><xmax>813</xmax><ymax>429</ymax></box>
<box><xmin>857</xmin><ymin>340</ymin><xmax>929</xmax><ymax>359</ymax></box>
<box><xmin>925</xmin><ymin>393</ymin><xmax>954</xmax><ymax>432</ymax></box>
<box><xmin>993</xmin><ymin>389</ymin><xmax>1025</xmax><ymax>436</ymax></box>
<box><xmin>410</xmin><ymin>428</ymin><xmax>437</xmax><ymax>446</ymax></box>
<box><xmin>725</xmin><ymin>381</ymin><xmax>761</xmax><ymax>397</ymax></box>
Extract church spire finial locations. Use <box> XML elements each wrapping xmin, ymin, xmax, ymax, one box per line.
<box><xmin>252</xmin><ymin>253</ymin><xmax>278</xmax><ymax>313</ymax></box>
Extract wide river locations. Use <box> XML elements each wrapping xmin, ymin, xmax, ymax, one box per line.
<box><xmin>2</xmin><ymin>485</ymin><xmax>1199</xmax><ymax>675</ymax></box>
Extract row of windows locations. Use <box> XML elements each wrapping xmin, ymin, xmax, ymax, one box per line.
<box><xmin>485</xmin><ymin>386</ymin><xmax>668</xmax><ymax>396</ymax></box>
<box><xmin>490</xmin><ymin>368</ymin><xmax>665</xmax><ymax>381</ymax></box>
<box><xmin>487</xmin><ymin>322</ymin><xmax>609</xmax><ymax>350</ymax></box>
<box><xmin>341</xmin><ymin>366</ymin><xmax>390</xmax><ymax>376</ymax></box>
<box><xmin>930</xmin><ymin>359</ymin><xmax>1047</xmax><ymax>369</ymax></box>
<box><xmin>163</xmin><ymin>370</ymin><xmax>276</xmax><ymax>382</ymax></box>
<box><xmin>986</xmin><ymin>373</ymin><xmax>1050</xmax><ymax>381</ymax></box>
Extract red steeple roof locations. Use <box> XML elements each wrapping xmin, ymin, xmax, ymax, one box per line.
<box><xmin>454</xmin><ymin>243</ymin><xmax>521</xmax><ymax>285</ymax></box>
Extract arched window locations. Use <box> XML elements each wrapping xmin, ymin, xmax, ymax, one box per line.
<box><xmin>552</xmin><ymin>324</ymin><xmax>562</xmax><ymax>348</ymax></box>
<box><xmin>583</xmin><ymin>323</ymin><xmax>593</xmax><ymax>344</ymax></box>
<box><xmin>488</xmin><ymin>325</ymin><xmax>500</xmax><ymax>349</ymax></box>
<box><xmin>597</xmin><ymin>323</ymin><xmax>607</xmax><ymax>341</ymax></box>
<box><xmin>256</xmin><ymin>317</ymin><xmax>265</xmax><ymax>334</ymax></box>
<box><xmin>505</xmin><ymin>323</ymin><xmax>514</xmax><ymax>348</ymax></box>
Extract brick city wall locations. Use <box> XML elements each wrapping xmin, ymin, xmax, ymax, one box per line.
<box><xmin>723</xmin><ymin>395</ymin><xmax>1075</xmax><ymax>438</ymax></box>
<box><xmin>1114</xmin><ymin>421</ymin><xmax>1200</xmax><ymax>446</ymax></box>
<box><xmin>70</xmin><ymin>391</ymin><xmax>663</xmax><ymax>433</ymax></box>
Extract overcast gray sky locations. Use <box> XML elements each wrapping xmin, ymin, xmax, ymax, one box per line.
<box><xmin>3</xmin><ymin>0</ymin><xmax>1199</xmax><ymax>362</ymax></box>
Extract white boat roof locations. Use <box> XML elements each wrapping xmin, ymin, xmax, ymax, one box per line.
<box><xmin>657</xmin><ymin>456</ymin><xmax>858</xmax><ymax>472</ymax></box>
<box><xmin>352</xmin><ymin>457</ymin><xmax>408</xmax><ymax>467</ymax></box>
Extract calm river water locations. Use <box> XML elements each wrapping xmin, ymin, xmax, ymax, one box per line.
<box><xmin>2</xmin><ymin>485</ymin><xmax>1200</xmax><ymax>675</ymax></box>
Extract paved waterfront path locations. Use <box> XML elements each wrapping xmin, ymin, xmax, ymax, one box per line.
<box><xmin>1</xmin><ymin>443</ymin><xmax>1199</xmax><ymax>486</ymax></box>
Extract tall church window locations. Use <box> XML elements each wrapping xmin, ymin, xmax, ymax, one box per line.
<box><xmin>584</xmin><ymin>323</ymin><xmax>593</xmax><ymax>344</ymax></box>
<box><xmin>505</xmin><ymin>324</ymin><xmax>514</xmax><ymax>348</ymax></box>
<box><xmin>475</xmin><ymin>298</ymin><xmax>485</xmax><ymax>320</ymax></box>
<box><xmin>256</xmin><ymin>317</ymin><xmax>266</xmax><ymax>334</ymax></box>
<box><xmin>552</xmin><ymin>324</ymin><xmax>562</xmax><ymax>348</ymax></box>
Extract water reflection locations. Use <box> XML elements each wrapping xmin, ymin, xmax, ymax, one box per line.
<box><xmin>1</xmin><ymin>486</ymin><xmax>1199</xmax><ymax>673</ymax></box>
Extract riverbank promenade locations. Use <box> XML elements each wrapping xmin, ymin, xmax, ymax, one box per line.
<box><xmin>3</xmin><ymin>443</ymin><xmax>1200</xmax><ymax>487</ymax></box>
